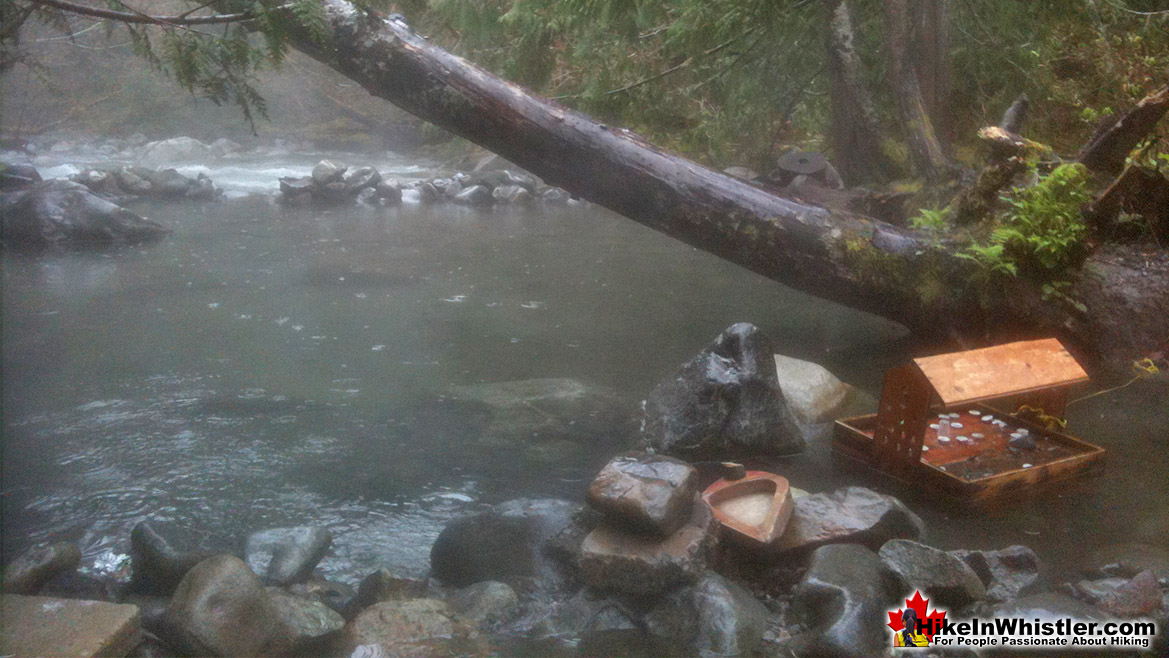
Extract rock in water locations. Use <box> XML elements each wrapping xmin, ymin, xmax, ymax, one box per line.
<box><xmin>455</xmin><ymin>184</ymin><xmax>493</xmax><ymax>205</ymax></box>
<box><xmin>791</xmin><ymin>544</ymin><xmax>904</xmax><ymax>658</ymax></box>
<box><xmin>772</xmin><ymin>486</ymin><xmax>925</xmax><ymax>556</ymax></box>
<box><xmin>950</xmin><ymin>545</ymin><xmax>1043</xmax><ymax>602</ymax></box>
<box><xmin>266</xmin><ymin>587</ymin><xmax>345</xmax><ymax>652</ymax></box>
<box><xmin>577</xmin><ymin>502</ymin><xmax>715</xmax><ymax>596</ymax></box>
<box><xmin>642</xmin><ymin>323</ymin><xmax>804</xmax><ymax>459</ymax></box>
<box><xmin>345</xmin><ymin>569</ymin><xmax>428</xmax><ymax>620</ymax></box>
<box><xmin>0</xmin><ymin>180</ymin><xmax>169</xmax><ymax>249</ymax></box>
<box><xmin>1</xmin><ymin>542</ymin><xmax>81</xmax><ymax>595</ymax></box>
<box><xmin>773</xmin><ymin>353</ymin><xmax>873</xmax><ymax>425</ymax></box>
<box><xmin>311</xmin><ymin>160</ymin><xmax>346</xmax><ymax>185</ymax></box>
<box><xmin>586</xmin><ymin>452</ymin><xmax>697</xmax><ymax>537</ymax></box>
<box><xmin>130</xmin><ymin>521</ymin><xmax>231</xmax><ymax>595</ymax></box>
<box><xmin>137</xmin><ymin>136</ymin><xmax>213</xmax><ymax>168</ymax></box>
<box><xmin>430</xmin><ymin>498</ymin><xmax>580</xmax><ymax>589</ymax></box>
<box><xmin>245</xmin><ymin>526</ymin><xmax>332</xmax><ymax>585</ymax></box>
<box><xmin>880</xmin><ymin>539</ymin><xmax>987</xmax><ymax>608</ymax></box>
<box><xmin>341</xmin><ymin>599</ymin><xmax>487</xmax><ymax>657</ymax></box>
<box><xmin>448</xmin><ymin>581</ymin><xmax>519</xmax><ymax>627</ymax></box>
<box><xmin>162</xmin><ymin>555</ymin><xmax>291</xmax><ymax>657</ymax></box>
<box><xmin>644</xmin><ymin>571</ymin><xmax>769</xmax><ymax>657</ymax></box>
<box><xmin>0</xmin><ymin>162</ymin><xmax>42</xmax><ymax>191</ymax></box>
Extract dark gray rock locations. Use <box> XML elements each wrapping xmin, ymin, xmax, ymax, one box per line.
<box><xmin>70</xmin><ymin>169</ymin><xmax>123</xmax><ymax>198</ymax></box>
<box><xmin>162</xmin><ymin>555</ymin><xmax>292</xmax><ymax>657</ymax></box>
<box><xmin>492</xmin><ymin>184</ymin><xmax>532</xmax><ymax>204</ymax></box>
<box><xmin>455</xmin><ymin>184</ymin><xmax>492</xmax><ymax>205</ymax></box>
<box><xmin>375</xmin><ymin>179</ymin><xmax>402</xmax><ymax>204</ymax></box>
<box><xmin>0</xmin><ymin>180</ymin><xmax>169</xmax><ymax>249</ymax></box>
<box><xmin>314</xmin><ymin>180</ymin><xmax>351</xmax><ymax>203</ymax></box>
<box><xmin>345</xmin><ymin>568</ymin><xmax>428</xmax><ymax>620</ymax></box>
<box><xmin>539</xmin><ymin>187</ymin><xmax>570</xmax><ymax>204</ymax></box>
<box><xmin>0</xmin><ymin>162</ymin><xmax>42</xmax><ymax>191</ymax></box>
<box><xmin>950</xmin><ymin>545</ymin><xmax>1043</xmax><ymax>602</ymax></box>
<box><xmin>644</xmin><ymin>571</ymin><xmax>769</xmax><ymax>658</ymax></box>
<box><xmin>355</xmin><ymin>187</ymin><xmax>379</xmax><ymax>205</ymax></box>
<box><xmin>448</xmin><ymin>580</ymin><xmax>519</xmax><ymax>627</ymax></box>
<box><xmin>311</xmin><ymin>160</ymin><xmax>345</xmax><ymax>185</ymax></box>
<box><xmin>880</xmin><ymin>539</ymin><xmax>986</xmax><ymax>609</ymax></box>
<box><xmin>130</xmin><ymin>521</ymin><xmax>232</xmax><ymax>595</ymax></box>
<box><xmin>1008</xmin><ymin>433</ymin><xmax>1037</xmax><ymax>451</ymax></box>
<box><xmin>586</xmin><ymin>452</ymin><xmax>697</xmax><ymax>537</ymax></box>
<box><xmin>115</xmin><ymin>167</ymin><xmax>154</xmax><ymax>195</ymax></box>
<box><xmin>503</xmin><ymin>170</ymin><xmax>539</xmax><ymax>191</ymax></box>
<box><xmin>1</xmin><ymin>541</ymin><xmax>81</xmax><ymax>594</ymax></box>
<box><xmin>791</xmin><ymin>544</ymin><xmax>904</xmax><ymax>658</ymax></box>
<box><xmin>772</xmin><ymin>486</ymin><xmax>925</xmax><ymax>556</ymax></box>
<box><xmin>266</xmin><ymin>587</ymin><xmax>345</xmax><ymax>652</ymax></box>
<box><xmin>342</xmin><ymin>166</ymin><xmax>381</xmax><ymax>193</ymax></box>
<box><xmin>531</xmin><ymin>588</ymin><xmax>639</xmax><ymax>639</ymax></box>
<box><xmin>244</xmin><ymin>526</ymin><xmax>332</xmax><ymax>585</ymax></box>
<box><xmin>340</xmin><ymin>599</ymin><xmax>488</xmax><ymax>657</ymax></box>
<box><xmin>642</xmin><ymin>323</ymin><xmax>804</xmax><ymax>459</ymax></box>
<box><xmin>430</xmin><ymin>498</ymin><xmax>580</xmax><ymax>589</ymax></box>
<box><xmin>578</xmin><ymin>501</ymin><xmax>715</xmax><ymax>596</ymax></box>
<box><xmin>412</xmin><ymin>180</ymin><xmax>440</xmax><ymax>203</ymax></box>
<box><xmin>279</xmin><ymin>176</ymin><xmax>314</xmax><ymax>197</ymax></box>
<box><xmin>144</xmin><ymin>168</ymin><xmax>194</xmax><ymax>198</ymax></box>
<box><xmin>438</xmin><ymin>178</ymin><xmax>463</xmax><ymax>198</ymax></box>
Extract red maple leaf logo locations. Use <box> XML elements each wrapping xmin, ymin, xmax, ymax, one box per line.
<box><xmin>887</xmin><ymin>590</ymin><xmax>947</xmax><ymax>641</ymax></box>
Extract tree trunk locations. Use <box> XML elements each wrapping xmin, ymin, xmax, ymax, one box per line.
<box><xmin>910</xmin><ymin>0</ymin><xmax>951</xmax><ymax>143</ymax></box>
<box><xmin>823</xmin><ymin>0</ymin><xmax>895</xmax><ymax>184</ymax></box>
<box><xmin>279</xmin><ymin>2</ymin><xmax>1166</xmax><ymax>373</ymax></box>
<box><xmin>1078</xmin><ymin>82</ymin><xmax>1169</xmax><ymax>175</ymax></box>
<box><xmin>883</xmin><ymin>0</ymin><xmax>951</xmax><ymax>180</ymax></box>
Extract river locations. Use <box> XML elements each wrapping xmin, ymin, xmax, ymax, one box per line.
<box><xmin>2</xmin><ymin>145</ymin><xmax>1165</xmax><ymax>588</ymax></box>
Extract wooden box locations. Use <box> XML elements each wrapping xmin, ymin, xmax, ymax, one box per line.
<box><xmin>832</xmin><ymin>338</ymin><xmax>1105</xmax><ymax>511</ymax></box>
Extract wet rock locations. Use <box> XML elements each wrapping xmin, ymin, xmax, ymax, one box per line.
<box><xmin>311</xmin><ymin>160</ymin><xmax>345</xmax><ymax>185</ymax></box>
<box><xmin>449</xmin><ymin>581</ymin><xmax>518</xmax><ymax>627</ymax></box>
<box><xmin>992</xmin><ymin>591</ymin><xmax>1102</xmax><ymax>621</ymax></box>
<box><xmin>375</xmin><ymin>179</ymin><xmax>402</xmax><ymax>204</ymax></box>
<box><xmin>642</xmin><ymin>323</ymin><xmax>804</xmax><ymax>459</ymax></box>
<box><xmin>266</xmin><ymin>587</ymin><xmax>345</xmax><ymax>651</ymax></box>
<box><xmin>345</xmin><ymin>569</ymin><xmax>428</xmax><ymax>620</ymax></box>
<box><xmin>129</xmin><ymin>521</ymin><xmax>234</xmax><ymax>595</ymax></box>
<box><xmin>209</xmin><ymin>138</ymin><xmax>241</xmax><ymax>157</ymax></box>
<box><xmin>1083</xmin><ymin>542</ymin><xmax>1169</xmax><ymax>581</ymax></box>
<box><xmin>430</xmin><ymin>498</ymin><xmax>580</xmax><ymax>589</ymax></box>
<box><xmin>0</xmin><ymin>180</ymin><xmax>169</xmax><ymax>249</ymax></box>
<box><xmin>880</xmin><ymin>539</ymin><xmax>986</xmax><ymax>608</ymax></box>
<box><xmin>340</xmin><ymin>599</ymin><xmax>488</xmax><ymax>657</ymax></box>
<box><xmin>115</xmin><ymin>167</ymin><xmax>154</xmax><ymax>195</ymax></box>
<box><xmin>1076</xmin><ymin>570</ymin><xmax>1163</xmax><ymax>617</ymax></box>
<box><xmin>162</xmin><ymin>555</ymin><xmax>291</xmax><ymax>657</ymax></box>
<box><xmin>315</xmin><ymin>180</ymin><xmax>351</xmax><ymax>203</ymax></box>
<box><xmin>343</xmin><ymin>166</ymin><xmax>381</xmax><ymax>193</ymax></box>
<box><xmin>2</xmin><ymin>542</ymin><xmax>82</xmax><ymax>595</ymax></box>
<box><xmin>586</xmin><ymin>452</ymin><xmax>697</xmax><ymax>537</ymax></box>
<box><xmin>39</xmin><ymin>569</ymin><xmax>118</xmax><ymax>602</ymax></box>
<box><xmin>503</xmin><ymin>170</ymin><xmax>539</xmax><ymax>191</ymax></box>
<box><xmin>644</xmin><ymin>571</ymin><xmax>768</xmax><ymax>658</ymax></box>
<box><xmin>539</xmin><ymin>187</ymin><xmax>571</xmax><ymax>204</ymax></box>
<box><xmin>287</xmin><ymin>575</ymin><xmax>355</xmax><ymax>616</ymax></box>
<box><xmin>138</xmin><ymin>136</ymin><xmax>213</xmax><ymax>168</ymax></box>
<box><xmin>493</xmin><ymin>184</ymin><xmax>532</xmax><ymax>204</ymax></box>
<box><xmin>439</xmin><ymin>178</ymin><xmax>463</xmax><ymax>198</ymax></box>
<box><xmin>356</xmin><ymin>187</ymin><xmax>379</xmax><ymax>206</ymax></box>
<box><xmin>444</xmin><ymin>378</ymin><xmax>635</xmax><ymax>449</ymax></box>
<box><xmin>279</xmin><ymin>175</ymin><xmax>314</xmax><ymax>198</ymax></box>
<box><xmin>70</xmin><ymin>169</ymin><xmax>124</xmax><ymax>198</ymax></box>
<box><xmin>143</xmin><ymin>168</ymin><xmax>193</xmax><ymax>197</ymax></box>
<box><xmin>578</xmin><ymin>502</ymin><xmax>715</xmax><ymax>596</ymax></box>
<box><xmin>412</xmin><ymin>180</ymin><xmax>440</xmax><ymax>203</ymax></box>
<box><xmin>0</xmin><ymin>162</ymin><xmax>42</xmax><ymax>191</ymax></box>
<box><xmin>245</xmin><ymin>526</ymin><xmax>332</xmax><ymax>585</ymax></box>
<box><xmin>949</xmin><ymin>545</ymin><xmax>1043</xmax><ymax>602</ymax></box>
<box><xmin>455</xmin><ymin>184</ymin><xmax>492</xmax><ymax>205</ymax></box>
<box><xmin>790</xmin><ymin>544</ymin><xmax>904</xmax><ymax>658</ymax></box>
<box><xmin>531</xmin><ymin>588</ymin><xmax>637</xmax><ymax>639</ymax></box>
<box><xmin>773</xmin><ymin>354</ymin><xmax>873</xmax><ymax>425</ymax></box>
<box><xmin>0</xmin><ymin>594</ymin><xmax>141</xmax><ymax>658</ymax></box>
<box><xmin>772</xmin><ymin>486</ymin><xmax>925</xmax><ymax>556</ymax></box>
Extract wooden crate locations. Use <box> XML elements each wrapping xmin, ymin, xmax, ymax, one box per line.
<box><xmin>831</xmin><ymin>339</ymin><xmax>1105</xmax><ymax>511</ymax></box>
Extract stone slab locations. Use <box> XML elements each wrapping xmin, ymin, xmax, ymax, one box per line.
<box><xmin>0</xmin><ymin>594</ymin><xmax>140</xmax><ymax>658</ymax></box>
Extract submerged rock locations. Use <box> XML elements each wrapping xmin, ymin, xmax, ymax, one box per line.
<box><xmin>586</xmin><ymin>452</ymin><xmax>698</xmax><ymax>537</ymax></box>
<box><xmin>1</xmin><ymin>542</ymin><xmax>81</xmax><ymax>595</ymax></box>
<box><xmin>772</xmin><ymin>486</ymin><xmax>925</xmax><ymax>556</ymax></box>
<box><xmin>162</xmin><ymin>555</ymin><xmax>291</xmax><ymax>657</ymax></box>
<box><xmin>642</xmin><ymin>323</ymin><xmax>804</xmax><ymax>460</ymax></box>
<box><xmin>0</xmin><ymin>180</ymin><xmax>169</xmax><ymax>249</ymax></box>
<box><xmin>644</xmin><ymin>571</ymin><xmax>769</xmax><ymax>658</ymax></box>
<box><xmin>244</xmin><ymin>526</ymin><xmax>332</xmax><ymax>585</ymax></box>
<box><xmin>577</xmin><ymin>502</ymin><xmax>715</xmax><ymax>596</ymax></box>
<box><xmin>880</xmin><ymin>539</ymin><xmax>986</xmax><ymax>608</ymax></box>
<box><xmin>790</xmin><ymin>544</ymin><xmax>903</xmax><ymax>658</ymax></box>
<box><xmin>430</xmin><ymin>498</ymin><xmax>580</xmax><ymax>590</ymax></box>
<box><xmin>950</xmin><ymin>545</ymin><xmax>1043</xmax><ymax>602</ymax></box>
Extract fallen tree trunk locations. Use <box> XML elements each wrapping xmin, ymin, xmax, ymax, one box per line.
<box><xmin>1079</xmin><ymin>82</ymin><xmax>1169</xmax><ymax>176</ymax></box>
<box><xmin>279</xmin><ymin>2</ymin><xmax>1166</xmax><ymax>373</ymax></box>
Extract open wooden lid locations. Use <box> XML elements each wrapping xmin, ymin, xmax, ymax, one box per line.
<box><xmin>912</xmin><ymin>338</ymin><xmax>1089</xmax><ymax>406</ymax></box>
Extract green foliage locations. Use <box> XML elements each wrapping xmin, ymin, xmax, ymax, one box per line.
<box><xmin>993</xmin><ymin>163</ymin><xmax>1092</xmax><ymax>274</ymax></box>
<box><xmin>1041</xmin><ymin>280</ymin><xmax>1088</xmax><ymax>313</ymax></box>
<box><xmin>956</xmin><ymin>243</ymin><xmax>1017</xmax><ymax>277</ymax></box>
<box><xmin>908</xmin><ymin>207</ymin><xmax>949</xmax><ymax>232</ymax></box>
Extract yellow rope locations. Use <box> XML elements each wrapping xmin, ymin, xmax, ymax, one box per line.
<box><xmin>1066</xmin><ymin>358</ymin><xmax>1161</xmax><ymax>406</ymax></box>
<box><xmin>1015</xmin><ymin>404</ymin><xmax>1067</xmax><ymax>429</ymax></box>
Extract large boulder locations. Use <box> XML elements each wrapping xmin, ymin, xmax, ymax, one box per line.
<box><xmin>162</xmin><ymin>555</ymin><xmax>291</xmax><ymax>657</ymax></box>
<box><xmin>772</xmin><ymin>354</ymin><xmax>874</xmax><ymax>425</ymax></box>
<box><xmin>577</xmin><ymin>502</ymin><xmax>716</xmax><ymax>596</ymax></box>
<box><xmin>244</xmin><ymin>526</ymin><xmax>332</xmax><ymax>585</ymax></box>
<box><xmin>130</xmin><ymin>520</ymin><xmax>233</xmax><ymax>595</ymax></box>
<box><xmin>311</xmin><ymin>160</ymin><xmax>345</xmax><ymax>185</ymax></box>
<box><xmin>430</xmin><ymin>498</ymin><xmax>580</xmax><ymax>589</ymax></box>
<box><xmin>644</xmin><ymin>571</ymin><xmax>769</xmax><ymax>658</ymax></box>
<box><xmin>790</xmin><ymin>544</ymin><xmax>904</xmax><ymax>658</ymax></box>
<box><xmin>0</xmin><ymin>594</ymin><xmax>141</xmax><ymax>658</ymax></box>
<box><xmin>340</xmin><ymin>599</ymin><xmax>488</xmax><ymax>658</ymax></box>
<box><xmin>0</xmin><ymin>180</ymin><xmax>169</xmax><ymax>249</ymax></box>
<box><xmin>771</xmin><ymin>486</ymin><xmax>925</xmax><ymax>556</ymax></box>
<box><xmin>879</xmin><ymin>539</ymin><xmax>986</xmax><ymax>609</ymax></box>
<box><xmin>642</xmin><ymin>323</ymin><xmax>804</xmax><ymax>459</ymax></box>
<box><xmin>137</xmin><ymin>136</ymin><xmax>213</xmax><ymax>168</ymax></box>
<box><xmin>1</xmin><ymin>542</ymin><xmax>81</xmax><ymax>595</ymax></box>
<box><xmin>0</xmin><ymin>162</ymin><xmax>42</xmax><ymax>191</ymax></box>
<box><xmin>586</xmin><ymin>452</ymin><xmax>698</xmax><ymax>537</ymax></box>
<box><xmin>949</xmin><ymin>545</ymin><xmax>1043</xmax><ymax>602</ymax></box>
<box><xmin>342</xmin><ymin>166</ymin><xmax>381</xmax><ymax>193</ymax></box>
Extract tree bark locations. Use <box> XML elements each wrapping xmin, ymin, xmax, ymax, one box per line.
<box><xmin>274</xmin><ymin>2</ymin><xmax>1164</xmax><ymax>373</ymax></box>
<box><xmin>910</xmin><ymin>0</ymin><xmax>951</xmax><ymax>143</ymax></box>
<box><xmin>822</xmin><ymin>0</ymin><xmax>895</xmax><ymax>184</ymax></box>
<box><xmin>883</xmin><ymin>0</ymin><xmax>951</xmax><ymax>180</ymax></box>
<box><xmin>1078</xmin><ymin>82</ymin><xmax>1169</xmax><ymax>175</ymax></box>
